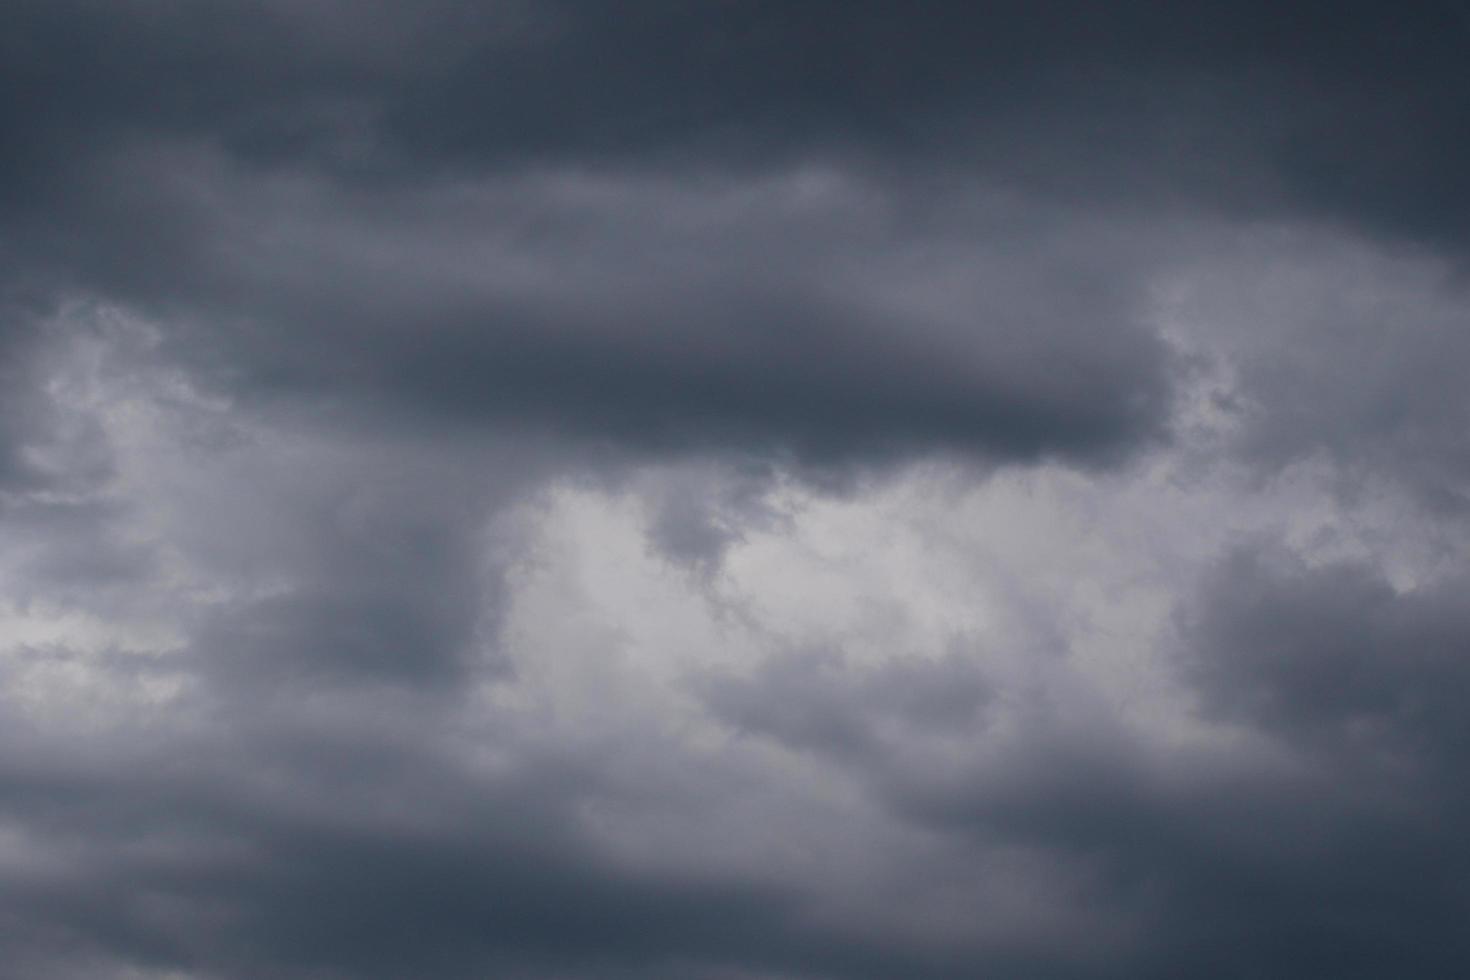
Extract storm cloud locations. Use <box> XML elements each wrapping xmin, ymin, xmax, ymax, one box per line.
<box><xmin>3</xmin><ymin>3</ymin><xmax>1470</xmax><ymax>979</ymax></box>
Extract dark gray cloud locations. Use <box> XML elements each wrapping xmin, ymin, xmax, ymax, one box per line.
<box><xmin>4</xmin><ymin>141</ymin><xmax>1177</xmax><ymax>472</ymax></box>
<box><xmin>7</xmin><ymin>2</ymin><xmax>1468</xmax><ymax>237</ymax></box>
<box><xmin>1182</xmin><ymin>544</ymin><xmax>1470</xmax><ymax>758</ymax></box>
<box><xmin>4</xmin><ymin>3</ymin><xmax>1470</xmax><ymax>979</ymax></box>
<box><xmin>3</xmin><ymin>0</ymin><xmax>1466</xmax><ymax>473</ymax></box>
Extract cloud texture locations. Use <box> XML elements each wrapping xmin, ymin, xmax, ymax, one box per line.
<box><xmin>3</xmin><ymin>3</ymin><xmax>1470</xmax><ymax>978</ymax></box>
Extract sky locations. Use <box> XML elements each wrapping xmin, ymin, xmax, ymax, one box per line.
<box><xmin>2</xmin><ymin>2</ymin><xmax>1470</xmax><ymax>977</ymax></box>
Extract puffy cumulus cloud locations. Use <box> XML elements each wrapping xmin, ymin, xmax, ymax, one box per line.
<box><xmin>5</xmin><ymin>3</ymin><xmax>1470</xmax><ymax>979</ymax></box>
<box><xmin>449</xmin><ymin>458</ymin><xmax>1470</xmax><ymax>979</ymax></box>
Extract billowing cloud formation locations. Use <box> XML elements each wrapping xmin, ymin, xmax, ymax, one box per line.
<box><xmin>3</xmin><ymin>4</ymin><xmax>1470</xmax><ymax>979</ymax></box>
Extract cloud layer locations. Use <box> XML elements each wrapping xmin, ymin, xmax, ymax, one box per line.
<box><xmin>3</xmin><ymin>4</ymin><xmax>1470</xmax><ymax>978</ymax></box>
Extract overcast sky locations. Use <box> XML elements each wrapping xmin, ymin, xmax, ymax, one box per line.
<box><xmin>3</xmin><ymin>3</ymin><xmax>1470</xmax><ymax>977</ymax></box>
